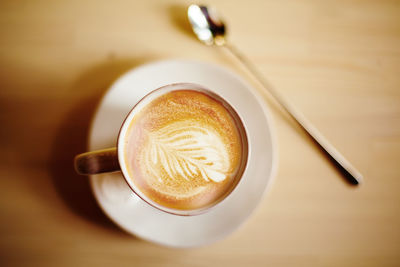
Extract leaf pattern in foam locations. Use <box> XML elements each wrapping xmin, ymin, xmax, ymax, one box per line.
<box><xmin>144</xmin><ymin>121</ymin><xmax>230</xmax><ymax>183</ymax></box>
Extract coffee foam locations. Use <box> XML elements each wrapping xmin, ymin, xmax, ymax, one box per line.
<box><xmin>124</xmin><ymin>89</ymin><xmax>245</xmax><ymax>210</ymax></box>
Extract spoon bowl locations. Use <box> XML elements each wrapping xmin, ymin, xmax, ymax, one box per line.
<box><xmin>188</xmin><ymin>5</ymin><xmax>226</xmax><ymax>46</ymax></box>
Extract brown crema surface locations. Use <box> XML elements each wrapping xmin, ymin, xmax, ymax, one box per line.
<box><xmin>123</xmin><ymin>89</ymin><xmax>246</xmax><ymax>211</ymax></box>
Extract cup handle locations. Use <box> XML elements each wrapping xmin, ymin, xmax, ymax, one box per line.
<box><xmin>74</xmin><ymin>148</ymin><xmax>120</xmax><ymax>175</ymax></box>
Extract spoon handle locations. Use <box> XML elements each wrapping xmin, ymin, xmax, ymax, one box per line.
<box><xmin>224</xmin><ymin>43</ymin><xmax>363</xmax><ymax>185</ymax></box>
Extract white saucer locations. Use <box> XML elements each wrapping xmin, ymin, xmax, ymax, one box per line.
<box><xmin>89</xmin><ymin>59</ymin><xmax>277</xmax><ymax>247</ymax></box>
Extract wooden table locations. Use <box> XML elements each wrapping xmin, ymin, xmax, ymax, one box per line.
<box><xmin>1</xmin><ymin>0</ymin><xmax>399</xmax><ymax>266</ymax></box>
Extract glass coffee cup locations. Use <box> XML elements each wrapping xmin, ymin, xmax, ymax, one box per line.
<box><xmin>75</xmin><ymin>83</ymin><xmax>248</xmax><ymax>216</ymax></box>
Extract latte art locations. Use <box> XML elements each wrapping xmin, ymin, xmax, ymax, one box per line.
<box><xmin>145</xmin><ymin>121</ymin><xmax>230</xmax><ymax>184</ymax></box>
<box><xmin>124</xmin><ymin>89</ymin><xmax>247</xmax><ymax>211</ymax></box>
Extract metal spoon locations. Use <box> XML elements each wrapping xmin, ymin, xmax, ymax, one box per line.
<box><xmin>187</xmin><ymin>4</ymin><xmax>363</xmax><ymax>185</ymax></box>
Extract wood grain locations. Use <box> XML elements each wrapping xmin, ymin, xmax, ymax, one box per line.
<box><xmin>0</xmin><ymin>0</ymin><xmax>399</xmax><ymax>266</ymax></box>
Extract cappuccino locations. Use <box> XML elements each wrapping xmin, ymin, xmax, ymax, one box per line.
<box><xmin>123</xmin><ymin>89</ymin><xmax>247</xmax><ymax>211</ymax></box>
